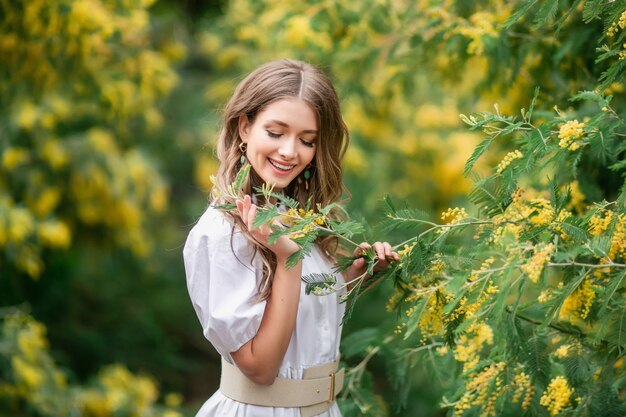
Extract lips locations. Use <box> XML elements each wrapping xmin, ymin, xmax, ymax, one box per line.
<box><xmin>268</xmin><ymin>158</ymin><xmax>296</xmax><ymax>172</ymax></box>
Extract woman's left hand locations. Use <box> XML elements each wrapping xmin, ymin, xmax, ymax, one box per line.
<box><xmin>345</xmin><ymin>241</ymin><xmax>400</xmax><ymax>283</ymax></box>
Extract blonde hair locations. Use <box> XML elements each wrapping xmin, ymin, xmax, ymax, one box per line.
<box><xmin>211</xmin><ymin>59</ymin><xmax>350</xmax><ymax>300</ymax></box>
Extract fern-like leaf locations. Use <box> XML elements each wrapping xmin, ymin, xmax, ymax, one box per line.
<box><xmin>302</xmin><ymin>273</ymin><xmax>337</xmax><ymax>295</ymax></box>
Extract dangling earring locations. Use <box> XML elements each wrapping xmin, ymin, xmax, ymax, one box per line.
<box><xmin>239</xmin><ymin>142</ymin><xmax>247</xmax><ymax>165</ymax></box>
<box><xmin>303</xmin><ymin>164</ymin><xmax>312</xmax><ymax>191</ymax></box>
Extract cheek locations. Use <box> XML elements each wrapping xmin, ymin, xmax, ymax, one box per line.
<box><xmin>304</xmin><ymin>147</ymin><xmax>317</xmax><ymax>165</ymax></box>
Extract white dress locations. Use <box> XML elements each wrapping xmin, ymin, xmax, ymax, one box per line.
<box><xmin>183</xmin><ymin>205</ymin><xmax>345</xmax><ymax>417</ymax></box>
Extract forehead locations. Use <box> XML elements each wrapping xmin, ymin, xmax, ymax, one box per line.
<box><xmin>256</xmin><ymin>98</ymin><xmax>318</xmax><ymax>130</ymax></box>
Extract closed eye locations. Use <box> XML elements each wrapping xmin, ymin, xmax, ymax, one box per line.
<box><xmin>300</xmin><ymin>139</ymin><xmax>315</xmax><ymax>148</ymax></box>
<box><xmin>266</xmin><ymin>130</ymin><xmax>282</xmax><ymax>138</ymax></box>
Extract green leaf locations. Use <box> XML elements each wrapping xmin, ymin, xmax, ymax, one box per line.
<box><xmin>533</xmin><ymin>0</ymin><xmax>559</xmax><ymax>26</ymax></box>
<box><xmin>382</xmin><ymin>195</ymin><xmax>397</xmax><ymax>215</ymax></box>
<box><xmin>502</xmin><ymin>0</ymin><xmax>538</xmax><ymax>29</ymax></box>
<box><xmin>286</xmin><ymin>250</ymin><xmax>303</xmax><ymax>269</ymax></box>
<box><xmin>582</xmin><ymin>0</ymin><xmax>604</xmax><ymax>22</ymax></box>
<box><xmin>252</xmin><ymin>206</ymin><xmax>280</xmax><ymax>228</ymax></box>
<box><xmin>302</xmin><ymin>273</ymin><xmax>337</xmax><ymax>295</ymax></box>
<box><xmin>463</xmin><ymin>136</ymin><xmax>496</xmax><ymax>176</ymax></box>
<box><xmin>341</xmin><ymin>328</ymin><xmax>381</xmax><ymax>359</ymax></box>
<box><xmin>598</xmin><ymin>269</ymin><xmax>626</xmax><ymax>316</ymax></box>
<box><xmin>526</xmin><ymin>86</ymin><xmax>540</xmax><ymax>120</ymax></box>
<box><xmin>524</xmin><ymin>334</ymin><xmax>550</xmax><ymax>385</ymax></box>
<box><xmin>233</xmin><ymin>164</ymin><xmax>251</xmax><ymax>192</ymax></box>
<box><xmin>563</xmin><ymin>353</ymin><xmax>593</xmax><ymax>386</ymax></box>
<box><xmin>330</xmin><ymin>219</ymin><xmax>365</xmax><ymax>238</ymax></box>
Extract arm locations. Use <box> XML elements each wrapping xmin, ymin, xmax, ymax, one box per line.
<box><xmin>231</xmin><ymin>259</ymin><xmax>301</xmax><ymax>385</ymax></box>
<box><xmin>230</xmin><ymin>195</ymin><xmax>302</xmax><ymax>385</ymax></box>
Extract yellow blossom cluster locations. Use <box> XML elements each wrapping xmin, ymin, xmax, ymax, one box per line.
<box><xmin>538</xmin><ymin>289</ymin><xmax>554</xmax><ymax>303</ymax></box>
<box><xmin>454</xmin><ymin>11</ymin><xmax>506</xmax><ymax>56</ymax></box>
<box><xmin>428</xmin><ymin>255</ymin><xmax>447</xmax><ymax>275</ymax></box>
<box><xmin>396</xmin><ymin>242</ymin><xmax>417</xmax><ymax>267</ymax></box>
<box><xmin>489</xmin><ymin>188</ymin><xmax>558</xmax><ymax>246</ymax></box>
<box><xmin>454</xmin><ymin>322</ymin><xmax>494</xmax><ymax>372</ymax></box>
<box><xmin>608</xmin><ymin>213</ymin><xmax>626</xmax><ymax>261</ymax></box>
<box><xmin>68</xmin><ymin>134</ymin><xmax>169</xmax><ymax>256</ymax></box>
<box><xmin>540</xmin><ymin>376</ymin><xmax>573</xmax><ymax>416</ymax></box>
<box><xmin>1</xmin><ymin>0</ymin><xmax>180</xmax><ymax>123</ymax></box>
<box><xmin>559</xmin><ymin>278</ymin><xmax>596</xmax><ymax>322</ymax></box>
<box><xmin>2</xmin><ymin>313</ymin><xmax>182</xmax><ymax>416</ymax></box>
<box><xmin>281</xmin><ymin>208</ymin><xmax>327</xmax><ymax>240</ymax></box>
<box><xmin>469</xmin><ymin>257</ymin><xmax>496</xmax><ymax>281</ymax></box>
<box><xmin>397</xmin><ymin>242</ymin><xmax>416</xmax><ymax>258</ymax></box>
<box><xmin>558</xmin><ymin>120</ymin><xmax>585</xmax><ymax>151</ymax></box>
<box><xmin>1</xmin><ymin>0</ymin><xmax>178</xmax><ymax>277</ymax></box>
<box><xmin>528</xmin><ymin>198</ymin><xmax>556</xmax><ymax>226</ymax></box>
<box><xmin>454</xmin><ymin>361</ymin><xmax>506</xmax><ymax>417</ymax></box>
<box><xmin>495</xmin><ymin>150</ymin><xmax>523</xmax><ymax>174</ymax></box>
<box><xmin>588</xmin><ymin>209</ymin><xmax>614</xmax><ymax>236</ymax></box>
<box><xmin>520</xmin><ymin>243</ymin><xmax>554</xmax><ymax>283</ymax></box>
<box><xmin>552</xmin><ymin>209</ymin><xmax>573</xmax><ymax>240</ymax></box>
<box><xmin>386</xmin><ymin>288</ymin><xmax>404</xmax><ymax>312</ymax></box>
<box><xmin>607</xmin><ymin>10</ymin><xmax>626</xmax><ymax>37</ymax></box>
<box><xmin>566</xmin><ymin>181</ymin><xmax>586</xmax><ymax>214</ymax></box>
<box><xmin>0</xmin><ymin>196</ymin><xmax>72</xmax><ymax>278</ymax></box>
<box><xmin>554</xmin><ymin>344</ymin><xmax>571</xmax><ymax>359</ymax></box>
<box><xmin>394</xmin><ymin>322</ymin><xmax>407</xmax><ymax>335</ymax></box>
<box><xmin>78</xmin><ymin>365</ymin><xmax>159</xmax><ymax>416</ymax></box>
<box><xmin>417</xmin><ymin>292</ymin><xmax>446</xmax><ymax>341</ymax></box>
<box><xmin>441</xmin><ymin>207</ymin><xmax>468</xmax><ymax>224</ymax></box>
<box><xmin>511</xmin><ymin>368</ymin><xmax>534</xmax><ymax>410</ymax></box>
<box><xmin>489</xmin><ymin>223</ymin><xmax>522</xmax><ymax>246</ymax></box>
<box><xmin>592</xmin><ymin>257</ymin><xmax>612</xmax><ymax>283</ymax></box>
<box><xmin>3</xmin><ymin>314</ymin><xmax>68</xmax><ymax>412</ymax></box>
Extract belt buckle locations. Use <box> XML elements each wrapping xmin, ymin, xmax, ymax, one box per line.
<box><xmin>327</xmin><ymin>372</ymin><xmax>336</xmax><ymax>403</ymax></box>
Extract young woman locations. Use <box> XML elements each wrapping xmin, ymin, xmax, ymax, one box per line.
<box><xmin>183</xmin><ymin>59</ymin><xmax>399</xmax><ymax>417</ymax></box>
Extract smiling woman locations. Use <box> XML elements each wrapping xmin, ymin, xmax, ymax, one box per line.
<box><xmin>238</xmin><ymin>97</ymin><xmax>317</xmax><ymax>191</ymax></box>
<box><xmin>182</xmin><ymin>59</ymin><xmax>399</xmax><ymax>417</ymax></box>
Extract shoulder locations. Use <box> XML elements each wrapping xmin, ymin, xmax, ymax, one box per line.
<box><xmin>183</xmin><ymin>205</ymin><xmax>253</xmax><ymax>258</ymax></box>
<box><xmin>185</xmin><ymin>205</ymin><xmax>235</xmax><ymax>245</ymax></box>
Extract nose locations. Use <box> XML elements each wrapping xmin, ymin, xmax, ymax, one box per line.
<box><xmin>277</xmin><ymin>138</ymin><xmax>297</xmax><ymax>160</ymax></box>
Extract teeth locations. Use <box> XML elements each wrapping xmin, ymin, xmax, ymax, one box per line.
<box><xmin>269</xmin><ymin>159</ymin><xmax>294</xmax><ymax>170</ymax></box>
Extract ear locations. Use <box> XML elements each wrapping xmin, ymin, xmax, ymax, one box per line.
<box><xmin>238</xmin><ymin>114</ymin><xmax>251</xmax><ymax>143</ymax></box>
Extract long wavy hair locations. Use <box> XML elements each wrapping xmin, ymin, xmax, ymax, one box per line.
<box><xmin>211</xmin><ymin>59</ymin><xmax>350</xmax><ymax>300</ymax></box>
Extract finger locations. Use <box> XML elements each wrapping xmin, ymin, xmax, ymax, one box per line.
<box><xmin>247</xmin><ymin>203</ymin><xmax>257</xmax><ymax>232</ymax></box>
<box><xmin>373</xmin><ymin>242</ymin><xmax>385</xmax><ymax>260</ymax></box>
<box><xmin>237</xmin><ymin>199</ymin><xmax>248</xmax><ymax>225</ymax></box>
<box><xmin>391</xmin><ymin>251</ymin><xmax>400</xmax><ymax>261</ymax></box>
<box><xmin>353</xmin><ymin>242</ymin><xmax>370</xmax><ymax>257</ymax></box>
<box><xmin>352</xmin><ymin>257</ymin><xmax>365</xmax><ymax>268</ymax></box>
<box><xmin>383</xmin><ymin>242</ymin><xmax>392</xmax><ymax>257</ymax></box>
<box><xmin>243</xmin><ymin>194</ymin><xmax>251</xmax><ymax>214</ymax></box>
<box><xmin>350</xmin><ymin>257</ymin><xmax>366</xmax><ymax>276</ymax></box>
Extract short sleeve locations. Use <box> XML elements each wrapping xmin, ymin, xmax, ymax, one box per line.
<box><xmin>183</xmin><ymin>206</ymin><xmax>266</xmax><ymax>359</ymax></box>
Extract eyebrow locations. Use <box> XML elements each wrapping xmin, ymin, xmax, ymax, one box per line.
<box><xmin>266</xmin><ymin>119</ymin><xmax>317</xmax><ymax>134</ymax></box>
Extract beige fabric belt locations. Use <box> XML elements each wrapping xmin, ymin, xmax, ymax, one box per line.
<box><xmin>219</xmin><ymin>357</ymin><xmax>345</xmax><ymax>417</ymax></box>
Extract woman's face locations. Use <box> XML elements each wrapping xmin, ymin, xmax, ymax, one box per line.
<box><xmin>239</xmin><ymin>97</ymin><xmax>318</xmax><ymax>192</ymax></box>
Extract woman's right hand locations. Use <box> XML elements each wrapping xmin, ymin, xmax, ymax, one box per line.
<box><xmin>236</xmin><ymin>195</ymin><xmax>300</xmax><ymax>262</ymax></box>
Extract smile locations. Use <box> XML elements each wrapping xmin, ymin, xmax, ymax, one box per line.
<box><xmin>268</xmin><ymin>158</ymin><xmax>296</xmax><ymax>172</ymax></box>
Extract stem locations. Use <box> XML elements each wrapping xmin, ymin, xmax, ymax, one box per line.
<box><xmin>547</xmin><ymin>261</ymin><xmax>626</xmax><ymax>269</ymax></box>
<box><xmin>403</xmin><ymin>341</ymin><xmax>443</xmax><ymax>355</ymax></box>
<box><xmin>505</xmin><ymin>306</ymin><xmax>586</xmax><ymax>338</ymax></box>
<box><xmin>316</xmin><ymin>225</ymin><xmax>360</xmax><ymax>248</ymax></box>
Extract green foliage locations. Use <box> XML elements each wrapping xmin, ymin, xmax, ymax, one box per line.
<box><xmin>0</xmin><ymin>312</ymin><xmax>183</xmax><ymax>417</ymax></box>
<box><xmin>4</xmin><ymin>0</ymin><xmax>626</xmax><ymax>416</ymax></box>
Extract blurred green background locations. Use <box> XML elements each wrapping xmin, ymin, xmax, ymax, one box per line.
<box><xmin>2</xmin><ymin>0</ymin><xmax>621</xmax><ymax>416</ymax></box>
